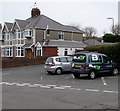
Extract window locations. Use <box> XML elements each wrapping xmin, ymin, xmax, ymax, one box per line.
<box><xmin>24</xmin><ymin>30</ymin><xmax>33</xmax><ymax>37</ymax></box>
<box><xmin>46</xmin><ymin>58</ymin><xmax>53</xmax><ymax>63</ymax></box>
<box><xmin>16</xmin><ymin>30</ymin><xmax>24</xmax><ymax>39</ymax></box>
<box><xmin>67</xmin><ymin>57</ymin><xmax>73</xmax><ymax>62</ymax></box>
<box><xmin>60</xmin><ymin>57</ymin><xmax>67</xmax><ymax>62</ymax></box>
<box><xmin>73</xmin><ymin>54</ymin><xmax>86</xmax><ymax>62</ymax></box>
<box><xmin>58</xmin><ymin>32</ymin><xmax>64</xmax><ymax>40</ymax></box>
<box><xmin>5</xmin><ymin>33</ymin><xmax>10</xmax><ymax>40</ymax></box>
<box><xmin>47</xmin><ymin>30</ymin><xmax>50</xmax><ymax>35</ymax></box>
<box><xmin>5</xmin><ymin>47</ymin><xmax>13</xmax><ymax>57</ymax></box>
<box><xmin>102</xmin><ymin>56</ymin><xmax>110</xmax><ymax>64</ymax></box>
<box><xmin>1</xmin><ymin>48</ymin><xmax>5</xmax><ymax>57</ymax></box>
<box><xmin>64</xmin><ymin>49</ymin><xmax>67</xmax><ymax>56</ymax></box>
<box><xmin>16</xmin><ymin>47</ymin><xmax>24</xmax><ymax>57</ymax></box>
<box><xmin>89</xmin><ymin>54</ymin><xmax>102</xmax><ymax>63</ymax></box>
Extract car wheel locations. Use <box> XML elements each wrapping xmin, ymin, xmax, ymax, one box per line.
<box><xmin>89</xmin><ymin>71</ymin><xmax>96</xmax><ymax>79</ymax></box>
<box><xmin>73</xmin><ymin>73</ymin><xmax>80</xmax><ymax>78</ymax></box>
<box><xmin>55</xmin><ymin>68</ymin><xmax>62</xmax><ymax>75</ymax></box>
<box><xmin>112</xmin><ymin>68</ymin><xmax>119</xmax><ymax>76</ymax></box>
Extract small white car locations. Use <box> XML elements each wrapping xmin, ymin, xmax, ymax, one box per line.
<box><xmin>44</xmin><ymin>56</ymin><xmax>73</xmax><ymax>74</ymax></box>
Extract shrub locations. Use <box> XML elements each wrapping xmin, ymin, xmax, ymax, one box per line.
<box><xmin>85</xmin><ymin>42</ymin><xmax>120</xmax><ymax>63</ymax></box>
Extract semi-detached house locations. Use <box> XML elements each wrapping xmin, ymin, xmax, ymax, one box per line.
<box><xmin>1</xmin><ymin>7</ymin><xmax>87</xmax><ymax>58</ymax></box>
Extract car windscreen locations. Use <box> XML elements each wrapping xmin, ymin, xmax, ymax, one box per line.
<box><xmin>73</xmin><ymin>54</ymin><xmax>86</xmax><ymax>62</ymax></box>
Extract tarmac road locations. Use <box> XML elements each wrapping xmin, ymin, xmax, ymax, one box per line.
<box><xmin>2</xmin><ymin>65</ymin><xmax>119</xmax><ymax>109</ymax></box>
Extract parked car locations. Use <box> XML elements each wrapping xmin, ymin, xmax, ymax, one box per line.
<box><xmin>44</xmin><ymin>56</ymin><xmax>73</xmax><ymax>74</ymax></box>
<box><xmin>71</xmin><ymin>52</ymin><xmax>120</xmax><ymax>79</ymax></box>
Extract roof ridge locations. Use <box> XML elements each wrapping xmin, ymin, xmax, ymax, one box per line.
<box><xmin>25</xmin><ymin>15</ymin><xmax>42</xmax><ymax>29</ymax></box>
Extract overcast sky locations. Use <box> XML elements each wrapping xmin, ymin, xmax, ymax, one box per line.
<box><xmin>0</xmin><ymin>0</ymin><xmax>119</xmax><ymax>37</ymax></box>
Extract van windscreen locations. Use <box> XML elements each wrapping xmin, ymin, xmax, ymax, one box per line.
<box><xmin>73</xmin><ymin>54</ymin><xmax>86</xmax><ymax>62</ymax></box>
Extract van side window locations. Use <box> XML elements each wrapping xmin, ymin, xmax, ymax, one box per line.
<box><xmin>60</xmin><ymin>57</ymin><xmax>67</xmax><ymax>62</ymax></box>
<box><xmin>103</xmin><ymin>56</ymin><xmax>110</xmax><ymax>64</ymax></box>
<box><xmin>90</xmin><ymin>54</ymin><xmax>102</xmax><ymax>63</ymax></box>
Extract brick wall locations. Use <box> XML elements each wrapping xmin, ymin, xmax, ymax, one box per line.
<box><xmin>2</xmin><ymin>56</ymin><xmax>48</xmax><ymax>68</ymax></box>
<box><xmin>43</xmin><ymin>47</ymin><xmax>57</xmax><ymax>56</ymax></box>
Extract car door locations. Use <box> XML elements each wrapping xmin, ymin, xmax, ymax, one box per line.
<box><xmin>59</xmin><ymin>57</ymin><xmax>70</xmax><ymax>71</ymax></box>
<box><xmin>101</xmin><ymin>55</ymin><xmax>112</xmax><ymax>73</ymax></box>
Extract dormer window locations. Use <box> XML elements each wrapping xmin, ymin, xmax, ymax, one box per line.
<box><xmin>58</xmin><ymin>32</ymin><xmax>64</xmax><ymax>40</ymax></box>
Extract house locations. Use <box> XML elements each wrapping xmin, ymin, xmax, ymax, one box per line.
<box><xmin>1</xmin><ymin>7</ymin><xmax>87</xmax><ymax>58</ymax></box>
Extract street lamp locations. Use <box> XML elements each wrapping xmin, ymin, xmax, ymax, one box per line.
<box><xmin>107</xmin><ymin>17</ymin><xmax>114</xmax><ymax>34</ymax></box>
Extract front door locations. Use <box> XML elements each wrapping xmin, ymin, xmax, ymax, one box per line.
<box><xmin>26</xmin><ymin>49</ymin><xmax>33</xmax><ymax>58</ymax></box>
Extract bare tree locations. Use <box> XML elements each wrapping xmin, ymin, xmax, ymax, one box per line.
<box><xmin>83</xmin><ymin>26</ymin><xmax>97</xmax><ymax>38</ymax></box>
<box><xmin>111</xmin><ymin>24</ymin><xmax>120</xmax><ymax>35</ymax></box>
<box><xmin>69</xmin><ymin>23</ymin><xmax>82</xmax><ymax>30</ymax></box>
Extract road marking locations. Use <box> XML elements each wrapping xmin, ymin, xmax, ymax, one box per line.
<box><xmin>103</xmin><ymin>90</ymin><xmax>118</xmax><ymax>94</ymax></box>
<box><xmin>1</xmin><ymin>82</ymin><xmax>118</xmax><ymax>94</ymax></box>
<box><xmin>85</xmin><ymin>89</ymin><xmax>99</xmax><ymax>92</ymax></box>
<box><xmin>54</xmin><ymin>86</ymin><xmax>66</xmax><ymax>89</ymax></box>
<box><xmin>69</xmin><ymin>88</ymin><xmax>81</xmax><ymax>91</ymax></box>
<box><xmin>101</xmin><ymin>77</ymin><xmax>107</xmax><ymax>86</ymax></box>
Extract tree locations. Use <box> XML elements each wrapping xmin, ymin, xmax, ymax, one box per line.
<box><xmin>111</xmin><ymin>24</ymin><xmax>120</xmax><ymax>35</ymax></box>
<box><xmin>83</xmin><ymin>26</ymin><xmax>97</xmax><ymax>38</ymax></box>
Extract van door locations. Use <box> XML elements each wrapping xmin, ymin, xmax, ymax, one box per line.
<box><xmin>101</xmin><ymin>56</ymin><xmax>112</xmax><ymax>73</ymax></box>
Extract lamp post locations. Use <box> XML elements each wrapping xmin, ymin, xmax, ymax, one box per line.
<box><xmin>107</xmin><ymin>17</ymin><xmax>114</xmax><ymax>34</ymax></box>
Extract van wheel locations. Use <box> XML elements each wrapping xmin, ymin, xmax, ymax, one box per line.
<box><xmin>73</xmin><ymin>73</ymin><xmax>80</xmax><ymax>78</ymax></box>
<box><xmin>112</xmin><ymin>68</ymin><xmax>119</xmax><ymax>76</ymax></box>
<box><xmin>89</xmin><ymin>71</ymin><xmax>96</xmax><ymax>79</ymax></box>
<box><xmin>55</xmin><ymin>68</ymin><xmax>62</xmax><ymax>75</ymax></box>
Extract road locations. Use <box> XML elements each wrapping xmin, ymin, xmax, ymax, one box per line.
<box><xmin>2</xmin><ymin>65</ymin><xmax>118</xmax><ymax>109</ymax></box>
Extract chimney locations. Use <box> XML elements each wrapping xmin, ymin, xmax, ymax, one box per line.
<box><xmin>31</xmin><ymin>8</ymin><xmax>40</xmax><ymax>18</ymax></box>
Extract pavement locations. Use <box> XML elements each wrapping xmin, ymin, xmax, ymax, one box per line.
<box><xmin>1</xmin><ymin>65</ymin><xmax>119</xmax><ymax>110</ymax></box>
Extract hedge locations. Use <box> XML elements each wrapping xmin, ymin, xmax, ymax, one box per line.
<box><xmin>85</xmin><ymin>42</ymin><xmax>120</xmax><ymax>63</ymax></box>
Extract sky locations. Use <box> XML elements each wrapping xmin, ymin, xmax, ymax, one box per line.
<box><xmin>0</xmin><ymin>0</ymin><xmax>119</xmax><ymax>37</ymax></box>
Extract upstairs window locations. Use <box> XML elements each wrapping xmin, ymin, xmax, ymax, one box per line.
<box><xmin>16</xmin><ymin>29</ymin><xmax>23</xmax><ymax>39</ymax></box>
<box><xmin>24</xmin><ymin>29</ymin><xmax>33</xmax><ymax>37</ymax></box>
<box><xmin>58</xmin><ymin>32</ymin><xmax>64</xmax><ymax>40</ymax></box>
<box><xmin>5</xmin><ymin>33</ymin><xmax>10</xmax><ymax>40</ymax></box>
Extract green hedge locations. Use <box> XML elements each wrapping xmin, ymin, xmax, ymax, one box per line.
<box><xmin>85</xmin><ymin>42</ymin><xmax>120</xmax><ymax>63</ymax></box>
<box><xmin>103</xmin><ymin>34</ymin><xmax>120</xmax><ymax>43</ymax></box>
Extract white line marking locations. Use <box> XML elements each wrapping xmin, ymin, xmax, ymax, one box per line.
<box><xmin>60</xmin><ymin>85</ymin><xmax>72</xmax><ymax>88</ymax></box>
<box><xmin>40</xmin><ymin>86</ymin><xmax>51</xmax><ymax>88</ymax></box>
<box><xmin>101</xmin><ymin>77</ymin><xmax>107</xmax><ymax>86</ymax></box>
<box><xmin>86</xmin><ymin>89</ymin><xmax>99</xmax><ymax>92</ymax></box>
<box><xmin>69</xmin><ymin>88</ymin><xmax>81</xmax><ymax>90</ymax></box>
<box><xmin>103</xmin><ymin>90</ymin><xmax>118</xmax><ymax>94</ymax></box>
<box><xmin>54</xmin><ymin>87</ymin><xmax>66</xmax><ymax>89</ymax></box>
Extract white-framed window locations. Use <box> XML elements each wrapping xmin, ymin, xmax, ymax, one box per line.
<box><xmin>64</xmin><ymin>48</ymin><xmax>68</xmax><ymax>55</ymax></box>
<box><xmin>5</xmin><ymin>33</ymin><xmax>10</xmax><ymax>40</ymax></box>
<box><xmin>16</xmin><ymin>29</ymin><xmax>23</xmax><ymax>39</ymax></box>
<box><xmin>24</xmin><ymin>29</ymin><xmax>33</xmax><ymax>37</ymax></box>
<box><xmin>36</xmin><ymin>43</ymin><xmax>42</xmax><ymax>56</ymax></box>
<box><xmin>16</xmin><ymin>47</ymin><xmax>24</xmax><ymax>57</ymax></box>
<box><xmin>58</xmin><ymin>32</ymin><xmax>64</xmax><ymax>40</ymax></box>
<box><xmin>1</xmin><ymin>48</ymin><xmax>5</xmax><ymax>57</ymax></box>
<box><xmin>5</xmin><ymin>47</ymin><xmax>13</xmax><ymax>57</ymax></box>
